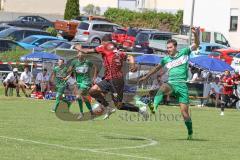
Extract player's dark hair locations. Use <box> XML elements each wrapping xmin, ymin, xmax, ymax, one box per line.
<box><xmin>43</xmin><ymin>68</ymin><xmax>47</xmax><ymax>72</ymax></box>
<box><xmin>167</xmin><ymin>39</ymin><xmax>178</xmax><ymax>47</ymax></box>
<box><xmin>59</xmin><ymin>58</ymin><xmax>65</xmax><ymax>63</ymax></box>
<box><xmin>102</xmin><ymin>34</ymin><xmax>112</xmax><ymax>42</ymax></box>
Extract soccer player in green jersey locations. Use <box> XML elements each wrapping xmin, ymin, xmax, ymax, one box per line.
<box><xmin>139</xmin><ymin>28</ymin><xmax>199</xmax><ymax>140</ymax></box>
<box><xmin>67</xmin><ymin>51</ymin><xmax>98</xmax><ymax>119</ymax></box>
<box><xmin>50</xmin><ymin>59</ymin><xmax>71</xmax><ymax>112</ymax></box>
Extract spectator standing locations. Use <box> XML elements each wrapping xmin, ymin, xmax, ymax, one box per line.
<box><xmin>210</xmin><ymin>77</ymin><xmax>222</xmax><ymax>107</ymax></box>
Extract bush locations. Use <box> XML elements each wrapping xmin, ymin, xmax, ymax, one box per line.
<box><xmin>104</xmin><ymin>8</ymin><xmax>183</xmax><ymax>32</ymax></box>
<box><xmin>46</xmin><ymin>27</ymin><xmax>58</xmax><ymax>37</ymax></box>
<box><xmin>0</xmin><ymin>49</ymin><xmax>30</xmax><ymax>70</ymax></box>
<box><xmin>64</xmin><ymin>0</ymin><xmax>80</xmax><ymax>20</ymax></box>
<box><xmin>0</xmin><ymin>49</ymin><xmax>29</xmax><ymax>62</ymax></box>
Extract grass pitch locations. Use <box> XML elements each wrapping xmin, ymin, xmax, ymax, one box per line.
<box><xmin>0</xmin><ymin>94</ymin><xmax>240</xmax><ymax>160</ymax></box>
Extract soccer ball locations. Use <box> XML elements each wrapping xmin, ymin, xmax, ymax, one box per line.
<box><xmin>92</xmin><ymin>102</ymin><xmax>105</xmax><ymax>115</ymax></box>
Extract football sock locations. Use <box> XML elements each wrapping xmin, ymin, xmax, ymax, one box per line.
<box><xmin>185</xmin><ymin>118</ymin><xmax>193</xmax><ymax>135</ymax></box>
<box><xmin>77</xmin><ymin>99</ymin><xmax>84</xmax><ymax>113</ymax></box>
<box><xmin>154</xmin><ymin>90</ymin><xmax>164</xmax><ymax>110</ymax></box>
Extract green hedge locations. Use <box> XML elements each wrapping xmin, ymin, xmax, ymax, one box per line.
<box><xmin>104</xmin><ymin>8</ymin><xmax>183</xmax><ymax>33</ymax></box>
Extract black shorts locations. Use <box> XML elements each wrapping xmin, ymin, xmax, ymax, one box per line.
<box><xmin>3</xmin><ymin>81</ymin><xmax>17</xmax><ymax>88</ymax></box>
<box><xmin>97</xmin><ymin>78</ymin><xmax>124</xmax><ymax>102</ymax></box>
<box><xmin>36</xmin><ymin>84</ymin><xmax>41</xmax><ymax>91</ymax></box>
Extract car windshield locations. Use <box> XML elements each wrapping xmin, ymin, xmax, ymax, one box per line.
<box><xmin>114</xmin><ymin>29</ymin><xmax>126</xmax><ymax>34</ymax></box>
<box><xmin>210</xmin><ymin>52</ymin><xmax>220</xmax><ymax>56</ymax></box>
<box><xmin>78</xmin><ymin>22</ymin><xmax>89</xmax><ymax>30</ymax></box>
<box><xmin>0</xmin><ymin>28</ymin><xmax>16</xmax><ymax>37</ymax></box>
<box><xmin>127</xmin><ymin>28</ymin><xmax>138</xmax><ymax>36</ymax></box>
<box><xmin>15</xmin><ymin>16</ymin><xmax>24</xmax><ymax>21</ymax></box>
<box><xmin>135</xmin><ymin>33</ymin><xmax>149</xmax><ymax>43</ymax></box>
<box><xmin>235</xmin><ymin>53</ymin><xmax>240</xmax><ymax>58</ymax></box>
<box><xmin>57</xmin><ymin>42</ymin><xmax>72</xmax><ymax>49</ymax></box>
<box><xmin>21</xmin><ymin>36</ymin><xmax>38</xmax><ymax>44</ymax></box>
<box><xmin>40</xmin><ymin>41</ymin><xmax>62</xmax><ymax>49</ymax></box>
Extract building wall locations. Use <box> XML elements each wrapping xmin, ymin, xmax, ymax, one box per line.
<box><xmin>183</xmin><ymin>0</ymin><xmax>240</xmax><ymax>48</ymax></box>
<box><xmin>2</xmin><ymin>0</ymin><xmax>118</xmax><ymax>15</ymax></box>
<box><xmin>3</xmin><ymin>0</ymin><xmax>67</xmax><ymax>15</ymax></box>
<box><xmin>144</xmin><ymin>0</ymin><xmax>184</xmax><ymax>12</ymax></box>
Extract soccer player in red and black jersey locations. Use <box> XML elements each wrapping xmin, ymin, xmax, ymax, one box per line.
<box><xmin>74</xmin><ymin>34</ymin><xmax>148</xmax><ymax>119</ymax></box>
<box><xmin>232</xmin><ymin>70</ymin><xmax>240</xmax><ymax>97</ymax></box>
<box><xmin>221</xmin><ymin>70</ymin><xmax>239</xmax><ymax>115</ymax></box>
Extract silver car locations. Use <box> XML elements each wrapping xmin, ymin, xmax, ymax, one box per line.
<box><xmin>73</xmin><ymin>20</ymin><xmax>120</xmax><ymax>44</ymax></box>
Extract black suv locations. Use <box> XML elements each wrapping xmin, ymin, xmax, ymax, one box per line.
<box><xmin>132</xmin><ymin>31</ymin><xmax>175</xmax><ymax>54</ymax></box>
<box><xmin>0</xmin><ymin>27</ymin><xmax>51</xmax><ymax>41</ymax></box>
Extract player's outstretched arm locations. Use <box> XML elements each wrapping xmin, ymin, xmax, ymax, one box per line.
<box><xmin>191</xmin><ymin>27</ymin><xmax>200</xmax><ymax>51</ymax></box>
<box><xmin>139</xmin><ymin>64</ymin><xmax>162</xmax><ymax>82</ymax></box>
<box><xmin>74</xmin><ymin>44</ymin><xmax>96</xmax><ymax>54</ymax></box>
<box><xmin>92</xmin><ymin>64</ymin><xmax>98</xmax><ymax>84</ymax></box>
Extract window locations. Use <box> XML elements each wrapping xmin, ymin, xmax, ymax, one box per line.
<box><xmin>152</xmin><ymin>34</ymin><xmax>171</xmax><ymax>41</ymax></box>
<box><xmin>230</xmin><ymin>16</ymin><xmax>238</xmax><ymax>31</ymax></box>
<box><xmin>202</xmin><ymin>32</ymin><xmax>211</xmax><ymax>43</ymax></box>
<box><xmin>214</xmin><ymin>32</ymin><xmax>228</xmax><ymax>45</ymax></box>
<box><xmin>92</xmin><ymin>24</ymin><xmax>114</xmax><ymax>32</ymax></box>
<box><xmin>230</xmin><ymin>8</ymin><xmax>238</xmax><ymax>31</ymax></box>
<box><xmin>78</xmin><ymin>22</ymin><xmax>89</xmax><ymax>30</ymax></box>
<box><xmin>21</xmin><ymin>36</ymin><xmax>38</xmax><ymax>44</ymax></box>
<box><xmin>10</xmin><ymin>31</ymin><xmax>24</xmax><ymax>41</ymax></box>
<box><xmin>34</xmin><ymin>39</ymin><xmax>52</xmax><ymax>45</ymax></box>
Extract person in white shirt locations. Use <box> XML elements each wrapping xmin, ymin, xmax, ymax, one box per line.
<box><xmin>3</xmin><ymin>68</ymin><xmax>20</xmax><ymax>97</ymax></box>
<box><xmin>35</xmin><ymin>68</ymin><xmax>49</xmax><ymax>94</ymax></box>
<box><xmin>210</xmin><ymin>77</ymin><xmax>222</xmax><ymax>107</ymax></box>
<box><xmin>19</xmin><ymin>66</ymin><xmax>35</xmax><ymax>97</ymax></box>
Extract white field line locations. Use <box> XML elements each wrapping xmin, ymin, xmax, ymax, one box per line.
<box><xmin>0</xmin><ymin>134</ymin><xmax>159</xmax><ymax>160</ymax></box>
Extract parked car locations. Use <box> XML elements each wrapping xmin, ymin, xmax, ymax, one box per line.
<box><xmin>111</xmin><ymin>28</ymin><xmax>127</xmax><ymax>44</ymax></box>
<box><xmin>73</xmin><ymin>20</ymin><xmax>120</xmax><ymax>44</ymax></box>
<box><xmin>132</xmin><ymin>31</ymin><xmax>174</xmax><ymax>54</ymax></box>
<box><xmin>122</xmin><ymin>28</ymin><xmax>157</xmax><ymax>51</ymax></box>
<box><xmin>0</xmin><ymin>16</ymin><xmax>53</xmax><ymax>30</ymax></box>
<box><xmin>190</xmin><ymin>43</ymin><xmax>228</xmax><ymax>58</ymax></box>
<box><xmin>208</xmin><ymin>48</ymin><xmax>239</xmax><ymax>64</ymax></box>
<box><xmin>231</xmin><ymin>53</ymin><xmax>240</xmax><ymax>72</ymax></box>
<box><xmin>34</xmin><ymin>40</ymin><xmax>68</xmax><ymax>51</ymax></box>
<box><xmin>0</xmin><ymin>64</ymin><xmax>13</xmax><ymax>82</ymax></box>
<box><xmin>0</xmin><ymin>27</ymin><xmax>51</xmax><ymax>41</ymax></box>
<box><xmin>0</xmin><ymin>24</ymin><xmax>12</xmax><ymax>32</ymax></box>
<box><xmin>0</xmin><ymin>39</ymin><xmax>25</xmax><ymax>52</ymax></box>
<box><xmin>18</xmin><ymin>35</ymin><xmax>64</xmax><ymax>50</ymax></box>
<box><xmin>175</xmin><ymin>25</ymin><xmax>231</xmax><ymax>47</ymax></box>
<box><xmin>54</xmin><ymin>15</ymin><xmax>110</xmax><ymax>40</ymax></box>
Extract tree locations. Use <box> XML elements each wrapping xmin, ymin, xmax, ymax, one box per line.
<box><xmin>83</xmin><ymin>4</ymin><xmax>101</xmax><ymax>15</ymax></box>
<box><xmin>64</xmin><ymin>0</ymin><xmax>80</xmax><ymax>20</ymax></box>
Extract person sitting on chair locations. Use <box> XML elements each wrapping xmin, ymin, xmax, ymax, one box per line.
<box><xmin>3</xmin><ymin>68</ymin><xmax>20</xmax><ymax>97</ymax></box>
<box><xmin>19</xmin><ymin>66</ymin><xmax>35</xmax><ymax>97</ymax></box>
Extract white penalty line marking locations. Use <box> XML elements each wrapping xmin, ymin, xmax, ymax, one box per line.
<box><xmin>0</xmin><ymin>135</ymin><xmax>158</xmax><ymax>160</ymax></box>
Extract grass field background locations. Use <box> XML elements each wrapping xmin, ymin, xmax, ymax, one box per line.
<box><xmin>0</xmin><ymin>88</ymin><xmax>240</xmax><ymax>160</ymax></box>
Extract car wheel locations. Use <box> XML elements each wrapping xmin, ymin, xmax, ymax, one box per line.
<box><xmin>91</xmin><ymin>38</ymin><xmax>101</xmax><ymax>44</ymax></box>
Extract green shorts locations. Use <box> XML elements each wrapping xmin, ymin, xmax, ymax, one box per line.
<box><xmin>169</xmin><ymin>82</ymin><xmax>189</xmax><ymax>104</ymax></box>
<box><xmin>77</xmin><ymin>81</ymin><xmax>91</xmax><ymax>95</ymax></box>
<box><xmin>56</xmin><ymin>83</ymin><xmax>67</xmax><ymax>94</ymax></box>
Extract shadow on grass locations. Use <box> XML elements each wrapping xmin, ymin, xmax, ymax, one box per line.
<box><xmin>173</xmin><ymin>138</ymin><xmax>209</xmax><ymax>141</ymax></box>
<box><xmin>102</xmin><ymin>135</ymin><xmax>146</xmax><ymax>141</ymax></box>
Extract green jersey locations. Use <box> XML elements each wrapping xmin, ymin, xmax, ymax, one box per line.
<box><xmin>70</xmin><ymin>59</ymin><xmax>93</xmax><ymax>82</ymax></box>
<box><xmin>160</xmin><ymin>47</ymin><xmax>191</xmax><ymax>83</ymax></box>
<box><xmin>53</xmin><ymin>65</ymin><xmax>68</xmax><ymax>85</ymax></box>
